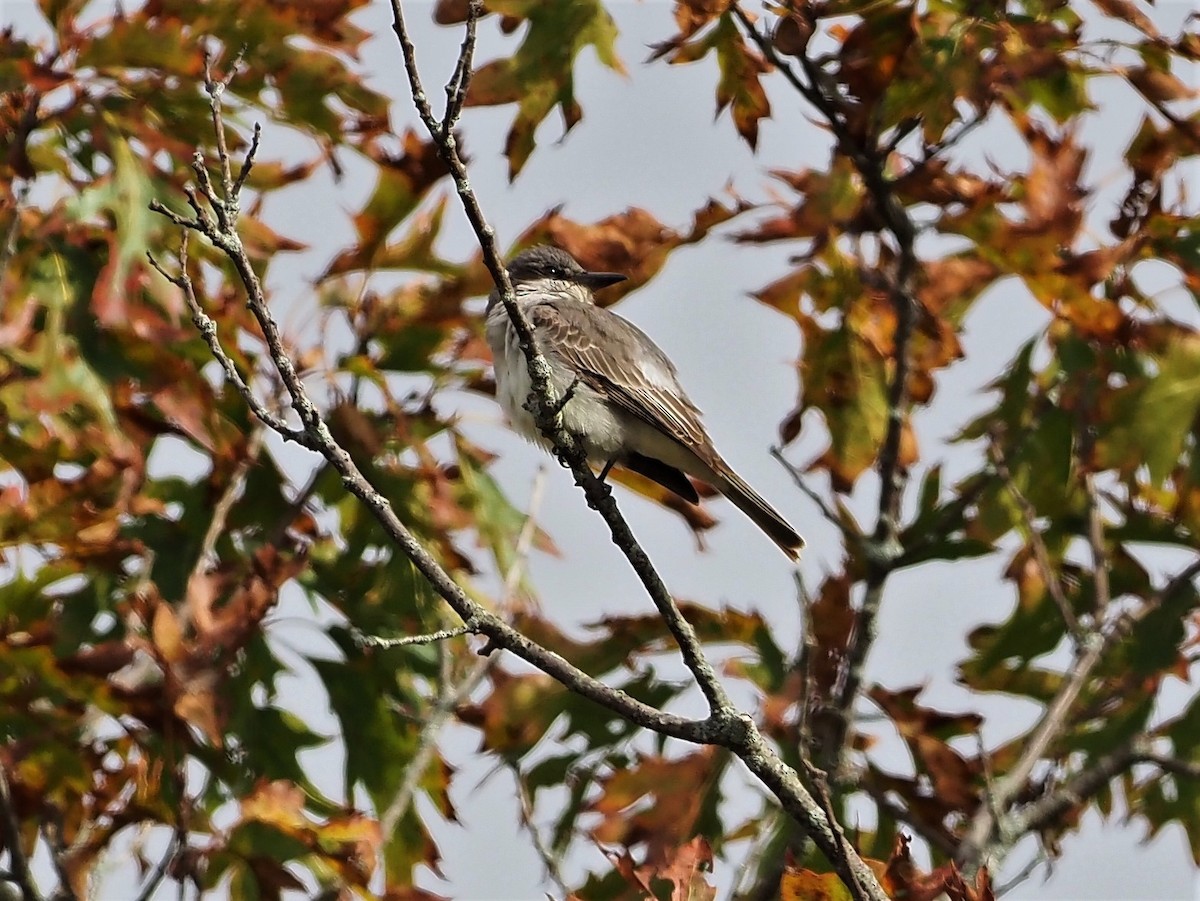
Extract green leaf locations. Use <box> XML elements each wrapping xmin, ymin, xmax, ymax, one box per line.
<box><xmin>466</xmin><ymin>0</ymin><xmax>625</xmax><ymax>179</ymax></box>
<box><xmin>1101</xmin><ymin>334</ymin><xmax>1200</xmax><ymax>484</ymax></box>
<box><xmin>801</xmin><ymin>323</ymin><xmax>889</xmax><ymax>490</ymax></box>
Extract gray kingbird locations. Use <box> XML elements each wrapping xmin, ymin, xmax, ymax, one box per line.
<box><xmin>485</xmin><ymin>245</ymin><xmax>804</xmax><ymax>560</ymax></box>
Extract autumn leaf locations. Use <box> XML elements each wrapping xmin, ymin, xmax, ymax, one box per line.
<box><xmin>464</xmin><ymin>0</ymin><xmax>625</xmax><ymax>179</ymax></box>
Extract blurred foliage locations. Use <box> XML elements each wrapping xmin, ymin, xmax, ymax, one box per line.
<box><xmin>1</xmin><ymin>0</ymin><xmax>1199</xmax><ymax>898</ymax></box>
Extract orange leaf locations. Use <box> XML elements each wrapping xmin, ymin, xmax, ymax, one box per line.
<box><xmin>151</xmin><ymin>603</ymin><xmax>185</xmax><ymax>664</ymax></box>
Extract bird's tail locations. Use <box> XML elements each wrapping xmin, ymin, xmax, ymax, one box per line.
<box><xmin>708</xmin><ymin>459</ymin><xmax>804</xmax><ymax>561</ymax></box>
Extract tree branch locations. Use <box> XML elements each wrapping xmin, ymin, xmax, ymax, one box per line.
<box><xmin>958</xmin><ymin>555</ymin><xmax>1200</xmax><ymax>870</ymax></box>
<box><xmin>387</xmin><ymin>0</ymin><xmax>734</xmax><ymax>720</ymax></box>
<box><xmin>734</xmin><ymin>2</ymin><xmax>920</xmax><ymax>775</ymax></box>
<box><xmin>150</xmin><ymin>50</ymin><xmax>708</xmax><ymax>750</ymax></box>
<box><xmin>146</xmin><ymin>17</ymin><xmax>891</xmax><ymax>901</ymax></box>
<box><xmin>0</xmin><ymin>763</ymin><xmax>44</xmax><ymax>901</ymax></box>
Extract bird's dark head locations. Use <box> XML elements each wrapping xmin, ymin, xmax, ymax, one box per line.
<box><xmin>506</xmin><ymin>245</ymin><xmax>627</xmax><ymax>294</ymax></box>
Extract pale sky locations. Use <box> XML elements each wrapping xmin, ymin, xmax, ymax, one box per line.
<box><xmin>6</xmin><ymin>1</ymin><xmax>1199</xmax><ymax>898</ymax></box>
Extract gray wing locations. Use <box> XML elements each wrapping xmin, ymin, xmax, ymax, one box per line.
<box><xmin>527</xmin><ymin>299</ymin><xmax>719</xmax><ymax>465</ymax></box>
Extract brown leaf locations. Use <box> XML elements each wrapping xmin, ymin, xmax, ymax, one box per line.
<box><xmin>606</xmin><ymin>835</ymin><xmax>716</xmax><ymax>901</ymax></box>
<box><xmin>151</xmin><ymin>603</ymin><xmax>185</xmax><ymax>664</ymax></box>
<box><xmin>773</xmin><ymin>11</ymin><xmax>814</xmax><ymax>58</ymax></box>
<box><xmin>917</xmin><ymin>256</ymin><xmax>1001</xmax><ymax>315</ymax></box>
<box><xmin>456</xmin><ymin>670</ymin><xmax>566</xmax><ymax>754</ymax></box>
<box><xmin>1126</xmin><ymin>65</ymin><xmax>1197</xmax><ymax>106</ymax></box>
<box><xmin>1090</xmin><ymin>0</ymin><xmax>1160</xmax><ymax>37</ymax></box>
<box><xmin>809</xmin><ymin>573</ymin><xmax>855</xmax><ymax>698</ymax></box>
<box><xmin>589</xmin><ymin>749</ymin><xmax>721</xmax><ymax>854</ymax></box>
<box><xmin>1014</xmin><ymin>116</ymin><xmax>1087</xmax><ymax>239</ymax></box>
<box><xmin>675</xmin><ymin>0</ymin><xmax>732</xmax><ymax>40</ymax></box>
<box><xmin>837</xmin><ymin>4</ymin><xmax>918</xmax><ymax>107</ymax></box>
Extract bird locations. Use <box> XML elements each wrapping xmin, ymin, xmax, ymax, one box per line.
<box><xmin>485</xmin><ymin>244</ymin><xmax>803</xmax><ymax>560</ymax></box>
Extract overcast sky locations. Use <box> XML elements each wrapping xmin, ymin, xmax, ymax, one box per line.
<box><xmin>7</xmin><ymin>0</ymin><xmax>1200</xmax><ymax>898</ymax></box>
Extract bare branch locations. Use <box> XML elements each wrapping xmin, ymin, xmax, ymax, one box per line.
<box><xmin>442</xmin><ymin>1</ymin><xmax>479</xmax><ymax>132</ymax></box>
<box><xmin>380</xmin><ymin>468</ymin><xmax>545</xmax><ymax>838</ymax></box>
<box><xmin>771</xmin><ymin>446</ymin><xmax>854</xmax><ymax>537</ymax></box>
<box><xmin>356</xmin><ymin>622</ymin><xmax>477</xmax><ymax>650</ymax></box>
<box><xmin>802</xmin><ymin>761</ymin><xmax>869</xmax><ymax>901</ymax></box>
<box><xmin>857</xmin><ymin>779</ymin><xmax>959</xmax><ymax>858</ymax></box>
<box><xmin>957</xmin><ymin>630</ymin><xmax>1106</xmax><ymax>869</ymax></box>
<box><xmin>146</xmin><ymin>237</ymin><xmax>305</xmax><ymax>443</ymax></box>
<box><xmin>994</xmin><ymin>849</ymin><xmax>1050</xmax><ymax>897</ymax></box>
<box><xmin>38</xmin><ymin>814</ymin><xmax>76</xmax><ymax>901</ymax></box>
<box><xmin>385</xmin><ymin>0</ymin><xmax>736</xmax><ymax>720</ymax></box>
<box><xmin>502</xmin><ymin>465</ymin><xmax>548</xmax><ymax>604</ymax></box>
<box><xmin>380</xmin><ymin>645</ymin><xmax>492</xmax><ymax>837</ymax></box>
<box><xmin>1138</xmin><ymin>750</ymin><xmax>1200</xmax><ymax>780</ymax></box>
<box><xmin>384</xmin><ymin>15</ymin><xmax>888</xmax><ymax>894</ymax></box>
<box><xmin>734</xmin><ymin>4</ymin><xmax>922</xmax><ymax>777</ymax></box>
<box><xmin>142</xmin><ymin>14</ymin><xmax>893</xmax><ymax>900</ymax></box>
<box><xmin>513</xmin><ymin>766</ymin><xmax>571</xmax><ymax>897</ymax></box>
<box><xmin>1008</xmin><ymin>741</ymin><xmax>1139</xmax><ymax>838</ymax></box>
<box><xmin>958</xmin><ymin>555</ymin><xmax>1200</xmax><ymax>869</ymax></box>
<box><xmin>149</xmin><ymin>74</ymin><xmax>712</xmax><ymax>752</ymax></box>
<box><xmin>202</xmin><ymin>44</ymin><xmax>248</xmax><ymax>207</ymax></box>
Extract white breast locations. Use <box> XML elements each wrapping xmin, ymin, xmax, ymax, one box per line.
<box><xmin>487</xmin><ymin>304</ymin><xmax>628</xmax><ymax>463</ymax></box>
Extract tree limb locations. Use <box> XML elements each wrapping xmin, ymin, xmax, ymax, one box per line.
<box><xmin>146</xmin><ymin>18</ymin><xmax>891</xmax><ymax>901</ymax></box>
<box><xmin>0</xmin><ymin>763</ymin><xmax>44</xmax><ymax>901</ymax></box>
<box><xmin>958</xmin><ymin>555</ymin><xmax>1200</xmax><ymax>869</ymax></box>
<box><xmin>387</xmin><ymin>0</ymin><xmax>734</xmax><ymax>720</ymax></box>
<box><xmin>733</xmin><ymin>1</ymin><xmax>919</xmax><ymax>776</ymax></box>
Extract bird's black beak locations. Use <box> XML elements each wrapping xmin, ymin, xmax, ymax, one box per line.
<box><xmin>578</xmin><ymin>271</ymin><xmax>627</xmax><ymax>290</ymax></box>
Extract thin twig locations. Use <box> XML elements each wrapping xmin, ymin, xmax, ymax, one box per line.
<box><xmin>994</xmin><ymin>849</ymin><xmax>1049</xmax><ymax>897</ymax></box>
<box><xmin>441</xmin><ymin>3</ymin><xmax>479</xmax><ymax>132</ymax></box>
<box><xmin>512</xmin><ymin>767</ymin><xmax>571</xmax><ymax>897</ymax></box>
<box><xmin>501</xmin><ymin>466</ymin><xmax>547</xmax><ymax>603</ymax></box>
<box><xmin>794</xmin><ymin>569</ymin><xmax>818</xmax><ymax>752</ymax></box>
<box><xmin>857</xmin><ymin>779</ymin><xmax>958</xmax><ymax>857</ymax></box>
<box><xmin>39</xmin><ymin>814</ymin><xmax>76</xmax><ymax>901</ymax></box>
<box><xmin>379</xmin><ymin>644</ymin><xmax>493</xmax><ymax>837</ymax></box>
<box><xmin>1006</xmin><ymin>741</ymin><xmax>1140</xmax><ymax>837</ymax></box>
<box><xmin>1137</xmin><ymin>751</ymin><xmax>1200</xmax><ymax>780</ymax></box>
<box><xmin>356</xmin><ymin>623</ymin><xmax>476</xmax><ymax>649</ymax></box>
<box><xmin>771</xmin><ymin>446</ymin><xmax>855</xmax><ymax>537</ymax></box>
<box><xmin>132</xmin><ymin>753</ymin><xmax>188</xmax><ymax>901</ymax></box>
<box><xmin>988</xmin><ymin>436</ymin><xmax>1084</xmax><ymax>644</ymax></box>
<box><xmin>146</xmin><ymin>238</ymin><xmax>303</xmax><ymax>443</ymax></box>
<box><xmin>915</xmin><ymin>111</ymin><xmax>987</xmax><ymax>166</ymax></box>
